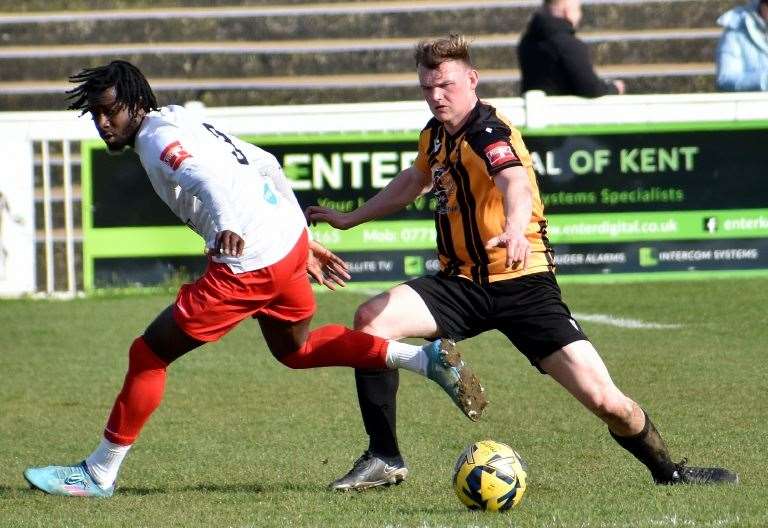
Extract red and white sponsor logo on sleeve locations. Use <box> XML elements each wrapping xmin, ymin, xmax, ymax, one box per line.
<box><xmin>160</xmin><ymin>140</ymin><xmax>192</xmax><ymax>170</ymax></box>
<box><xmin>483</xmin><ymin>141</ymin><xmax>517</xmax><ymax>167</ymax></box>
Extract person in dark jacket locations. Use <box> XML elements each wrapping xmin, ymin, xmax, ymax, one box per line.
<box><xmin>518</xmin><ymin>0</ymin><xmax>625</xmax><ymax>97</ymax></box>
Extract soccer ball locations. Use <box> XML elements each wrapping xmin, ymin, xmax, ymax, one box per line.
<box><xmin>452</xmin><ymin>440</ymin><xmax>528</xmax><ymax>512</ymax></box>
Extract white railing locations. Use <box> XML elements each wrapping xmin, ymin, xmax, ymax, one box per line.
<box><xmin>1</xmin><ymin>91</ymin><xmax>768</xmax><ymax>297</ymax></box>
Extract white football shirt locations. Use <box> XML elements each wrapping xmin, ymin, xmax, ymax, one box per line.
<box><xmin>133</xmin><ymin>105</ymin><xmax>306</xmax><ymax>273</ymax></box>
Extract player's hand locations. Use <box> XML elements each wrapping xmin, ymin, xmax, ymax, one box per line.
<box><xmin>305</xmin><ymin>205</ymin><xmax>354</xmax><ymax>230</ymax></box>
<box><xmin>485</xmin><ymin>232</ymin><xmax>530</xmax><ymax>270</ymax></box>
<box><xmin>214</xmin><ymin>230</ymin><xmax>245</xmax><ymax>257</ymax></box>
<box><xmin>307</xmin><ymin>240</ymin><xmax>351</xmax><ymax>290</ymax></box>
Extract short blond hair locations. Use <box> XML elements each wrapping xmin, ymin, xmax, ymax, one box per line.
<box><xmin>414</xmin><ymin>34</ymin><xmax>473</xmax><ymax>69</ymax></box>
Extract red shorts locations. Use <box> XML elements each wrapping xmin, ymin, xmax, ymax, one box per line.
<box><xmin>173</xmin><ymin>230</ymin><xmax>316</xmax><ymax>342</ymax></box>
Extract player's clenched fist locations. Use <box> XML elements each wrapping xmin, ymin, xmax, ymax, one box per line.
<box><xmin>215</xmin><ymin>230</ymin><xmax>245</xmax><ymax>257</ymax></box>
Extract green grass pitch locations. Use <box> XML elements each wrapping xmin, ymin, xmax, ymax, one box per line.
<box><xmin>1</xmin><ymin>277</ymin><xmax>766</xmax><ymax>527</ymax></box>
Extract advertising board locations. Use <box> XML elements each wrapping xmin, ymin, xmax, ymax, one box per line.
<box><xmin>82</xmin><ymin>122</ymin><xmax>768</xmax><ymax>288</ymax></box>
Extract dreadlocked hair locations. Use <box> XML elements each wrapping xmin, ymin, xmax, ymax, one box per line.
<box><xmin>66</xmin><ymin>60</ymin><xmax>158</xmax><ymax>116</ymax></box>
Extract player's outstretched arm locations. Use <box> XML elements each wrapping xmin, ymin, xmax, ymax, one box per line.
<box><xmin>306</xmin><ymin>166</ymin><xmax>431</xmax><ymax>230</ymax></box>
<box><xmin>307</xmin><ymin>240</ymin><xmax>351</xmax><ymax>291</ymax></box>
<box><xmin>485</xmin><ymin>166</ymin><xmax>533</xmax><ymax>270</ymax></box>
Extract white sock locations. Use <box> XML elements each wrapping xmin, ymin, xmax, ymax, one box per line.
<box><xmin>385</xmin><ymin>341</ymin><xmax>429</xmax><ymax>376</ymax></box>
<box><xmin>85</xmin><ymin>437</ymin><xmax>132</xmax><ymax>488</ymax></box>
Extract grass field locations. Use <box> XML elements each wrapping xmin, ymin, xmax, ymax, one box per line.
<box><xmin>1</xmin><ymin>277</ymin><xmax>766</xmax><ymax>527</ymax></box>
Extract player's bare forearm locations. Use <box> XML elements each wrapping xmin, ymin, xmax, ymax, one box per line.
<box><xmin>306</xmin><ymin>166</ymin><xmax>430</xmax><ymax>229</ymax></box>
<box><xmin>354</xmin><ymin>166</ymin><xmax>431</xmax><ymax>223</ymax></box>
<box><xmin>495</xmin><ymin>167</ymin><xmax>533</xmax><ymax>237</ymax></box>
<box><xmin>486</xmin><ymin>166</ymin><xmax>533</xmax><ymax>269</ymax></box>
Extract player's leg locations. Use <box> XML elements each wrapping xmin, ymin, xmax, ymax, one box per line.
<box><xmin>329</xmin><ymin>284</ymin><xmax>440</xmax><ymax>490</ymax></box>
<box><xmin>263</xmin><ymin>283</ymin><xmax>438</xmax><ymax>424</ymax></box>
<box><xmin>540</xmin><ymin>340</ymin><xmax>738</xmax><ymax>484</ymax></box>
<box><xmin>252</xmin><ymin>230</ymin><xmax>389</xmax><ymax>370</ymax></box>
<box><xmin>360</xmin><ymin>285</ymin><xmax>442</xmax><ymax>450</ymax></box>
<box><xmin>24</xmin><ymin>305</ymin><xmax>205</xmax><ymax>497</ymax></box>
<box><xmin>540</xmin><ymin>340</ymin><xmax>644</xmax><ymax>434</ymax></box>
<box><xmin>257</xmin><ymin>301</ymin><xmax>482</xmax><ymax>409</ymax></box>
<box><xmin>492</xmin><ymin>272</ymin><xmax>733</xmax><ymax>485</ymax></box>
<box><xmin>256</xmin><ymin>314</ymin><xmax>388</xmax><ymax>370</ymax></box>
<box><xmin>331</xmin><ymin>276</ymin><xmax>490</xmax><ymax>491</ymax></box>
<box><xmin>253</xmin><ymin>249</ymin><xmax>390</xmax><ymax>371</ymax></box>
<box><xmin>143</xmin><ymin>304</ymin><xmax>207</xmax><ymax>363</ymax></box>
<box><xmin>258</xmin><ymin>306</ymin><xmax>408</xmax><ymax>489</ymax></box>
<box><xmin>255</xmin><ymin>239</ymin><xmax>485</xmax><ymax>419</ymax></box>
<box><xmin>24</xmin><ymin>255</ymin><xmax>262</xmax><ymax>497</ymax></box>
<box><xmin>86</xmin><ymin>306</ymin><xmax>205</xmax><ymax>485</ymax></box>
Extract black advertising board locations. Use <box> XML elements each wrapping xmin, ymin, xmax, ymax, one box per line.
<box><xmin>82</xmin><ymin>122</ymin><xmax>768</xmax><ymax>288</ymax></box>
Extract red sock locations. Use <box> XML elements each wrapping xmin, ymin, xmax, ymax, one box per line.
<box><xmin>104</xmin><ymin>337</ymin><xmax>168</xmax><ymax>445</ymax></box>
<box><xmin>279</xmin><ymin>324</ymin><xmax>388</xmax><ymax>370</ymax></box>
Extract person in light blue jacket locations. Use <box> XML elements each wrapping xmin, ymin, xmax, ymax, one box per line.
<box><xmin>715</xmin><ymin>0</ymin><xmax>768</xmax><ymax>91</ymax></box>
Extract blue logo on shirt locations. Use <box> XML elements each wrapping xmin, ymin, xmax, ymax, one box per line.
<box><xmin>263</xmin><ymin>183</ymin><xmax>278</xmax><ymax>205</ymax></box>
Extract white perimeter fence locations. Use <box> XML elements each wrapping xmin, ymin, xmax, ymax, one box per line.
<box><xmin>1</xmin><ymin>91</ymin><xmax>767</xmax><ymax>297</ymax></box>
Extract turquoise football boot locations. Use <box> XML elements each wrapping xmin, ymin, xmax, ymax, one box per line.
<box><xmin>424</xmin><ymin>339</ymin><xmax>487</xmax><ymax>421</ymax></box>
<box><xmin>24</xmin><ymin>461</ymin><xmax>114</xmax><ymax>497</ymax></box>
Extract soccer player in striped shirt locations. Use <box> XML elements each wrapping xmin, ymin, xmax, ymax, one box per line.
<box><xmin>308</xmin><ymin>34</ymin><xmax>738</xmax><ymax>490</ymax></box>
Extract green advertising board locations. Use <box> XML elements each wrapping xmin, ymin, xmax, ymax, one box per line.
<box><xmin>81</xmin><ymin>121</ymin><xmax>768</xmax><ymax>289</ymax></box>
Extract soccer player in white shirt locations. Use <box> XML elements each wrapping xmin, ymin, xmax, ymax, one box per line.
<box><xmin>23</xmin><ymin>61</ymin><xmax>488</xmax><ymax>498</ymax></box>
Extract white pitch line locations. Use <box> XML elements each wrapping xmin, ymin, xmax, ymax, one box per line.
<box><xmin>573</xmin><ymin>312</ymin><xmax>682</xmax><ymax>329</ymax></box>
<box><xmin>314</xmin><ymin>294</ymin><xmax>682</xmax><ymax>330</ymax></box>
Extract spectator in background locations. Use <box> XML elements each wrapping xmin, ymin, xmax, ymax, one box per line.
<box><xmin>715</xmin><ymin>0</ymin><xmax>768</xmax><ymax>91</ymax></box>
<box><xmin>518</xmin><ymin>0</ymin><xmax>625</xmax><ymax>97</ymax></box>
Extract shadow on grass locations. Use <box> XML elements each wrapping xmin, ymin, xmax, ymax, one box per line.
<box><xmin>119</xmin><ymin>482</ymin><xmax>323</xmax><ymax>496</ymax></box>
<box><xmin>392</xmin><ymin>505</ymin><xmax>468</xmax><ymax>515</ymax></box>
<box><xmin>1</xmin><ymin>485</ymin><xmax>54</xmax><ymax>498</ymax></box>
<box><xmin>0</xmin><ymin>485</ymin><xmax>16</xmax><ymax>497</ymax></box>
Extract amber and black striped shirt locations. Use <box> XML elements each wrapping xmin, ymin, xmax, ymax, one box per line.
<box><xmin>413</xmin><ymin>101</ymin><xmax>554</xmax><ymax>284</ymax></box>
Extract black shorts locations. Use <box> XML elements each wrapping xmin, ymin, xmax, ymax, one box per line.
<box><xmin>405</xmin><ymin>271</ymin><xmax>588</xmax><ymax>372</ymax></box>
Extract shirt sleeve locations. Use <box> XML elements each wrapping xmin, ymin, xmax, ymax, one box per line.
<box><xmin>146</xmin><ymin>124</ymin><xmax>244</xmax><ymax>236</ymax></box>
<box><xmin>466</xmin><ymin>126</ymin><xmax>524</xmax><ymax>176</ymax></box>
<box><xmin>413</xmin><ymin>129</ymin><xmax>431</xmax><ymax>176</ymax></box>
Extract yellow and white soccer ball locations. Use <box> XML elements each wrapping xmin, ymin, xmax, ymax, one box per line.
<box><xmin>452</xmin><ymin>440</ymin><xmax>528</xmax><ymax>512</ymax></box>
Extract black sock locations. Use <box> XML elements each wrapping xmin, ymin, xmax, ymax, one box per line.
<box><xmin>354</xmin><ymin>368</ymin><xmax>400</xmax><ymax>458</ymax></box>
<box><xmin>610</xmin><ymin>410</ymin><xmax>677</xmax><ymax>482</ymax></box>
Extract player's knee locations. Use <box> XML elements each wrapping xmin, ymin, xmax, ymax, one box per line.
<box><xmin>276</xmin><ymin>353</ymin><xmax>304</xmax><ymax>369</ymax></box>
<box><xmin>274</xmin><ymin>342</ymin><xmax>310</xmax><ymax>369</ymax></box>
<box><xmin>589</xmin><ymin>391</ymin><xmax>634</xmax><ymax>425</ymax></box>
<box><xmin>353</xmin><ymin>301</ymin><xmax>379</xmax><ymax>332</ymax></box>
<box><xmin>128</xmin><ymin>336</ymin><xmax>168</xmax><ymax>372</ymax></box>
